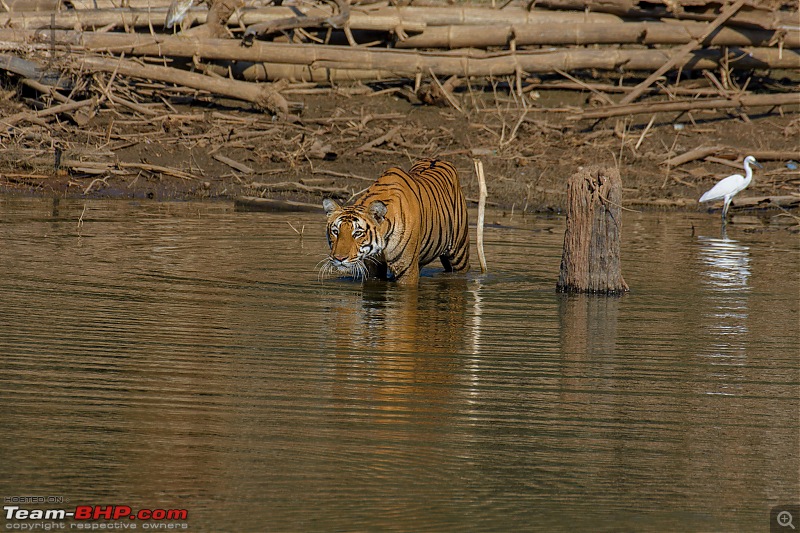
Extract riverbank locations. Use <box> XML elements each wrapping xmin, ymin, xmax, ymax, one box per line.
<box><xmin>1</xmin><ymin>86</ymin><xmax>798</xmax><ymax>216</ymax></box>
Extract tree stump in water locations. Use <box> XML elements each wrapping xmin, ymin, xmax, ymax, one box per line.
<box><xmin>556</xmin><ymin>165</ymin><xmax>629</xmax><ymax>294</ymax></box>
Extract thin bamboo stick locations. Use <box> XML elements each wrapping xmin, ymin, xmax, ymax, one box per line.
<box><xmin>473</xmin><ymin>158</ymin><xmax>488</xmax><ymax>275</ymax></box>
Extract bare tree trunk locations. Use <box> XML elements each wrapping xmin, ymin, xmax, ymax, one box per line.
<box><xmin>557</xmin><ymin>165</ymin><xmax>628</xmax><ymax>295</ymax></box>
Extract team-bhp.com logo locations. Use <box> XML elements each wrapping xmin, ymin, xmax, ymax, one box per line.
<box><xmin>5</xmin><ymin>505</ymin><xmax>188</xmax><ymax>528</ymax></box>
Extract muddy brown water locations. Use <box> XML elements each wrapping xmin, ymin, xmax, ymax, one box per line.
<box><xmin>1</xmin><ymin>198</ymin><xmax>798</xmax><ymax>532</ymax></box>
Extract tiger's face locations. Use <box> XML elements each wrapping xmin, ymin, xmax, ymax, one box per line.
<box><xmin>321</xmin><ymin>199</ymin><xmax>388</xmax><ymax>280</ymax></box>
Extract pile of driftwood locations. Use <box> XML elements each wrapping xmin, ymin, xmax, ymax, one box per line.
<box><xmin>0</xmin><ymin>0</ymin><xmax>798</xmax><ymax>119</ymax></box>
<box><xmin>1</xmin><ymin>0</ymin><xmax>799</xmax><ymax>212</ymax></box>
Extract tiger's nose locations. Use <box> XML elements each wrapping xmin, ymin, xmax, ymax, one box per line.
<box><xmin>333</xmin><ymin>253</ymin><xmax>348</xmax><ymax>263</ymax></box>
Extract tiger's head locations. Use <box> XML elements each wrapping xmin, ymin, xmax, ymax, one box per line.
<box><xmin>320</xmin><ymin>198</ymin><xmax>388</xmax><ymax>280</ymax></box>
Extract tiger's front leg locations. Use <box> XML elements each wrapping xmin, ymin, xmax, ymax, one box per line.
<box><xmin>391</xmin><ymin>262</ymin><xmax>420</xmax><ymax>285</ymax></box>
<box><xmin>366</xmin><ymin>259</ymin><xmax>388</xmax><ymax>280</ymax></box>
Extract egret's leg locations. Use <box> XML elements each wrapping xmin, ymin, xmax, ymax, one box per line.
<box><xmin>721</xmin><ymin>196</ymin><xmax>731</xmax><ymax>220</ymax></box>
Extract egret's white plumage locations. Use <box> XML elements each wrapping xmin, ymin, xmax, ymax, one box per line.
<box><xmin>699</xmin><ymin>155</ymin><xmax>762</xmax><ymax>221</ymax></box>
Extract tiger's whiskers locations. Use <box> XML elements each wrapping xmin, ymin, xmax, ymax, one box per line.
<box><xmin>317</xmin><ymin>256</ymin><xmax>371</xmax><ymax>282</ymax></box>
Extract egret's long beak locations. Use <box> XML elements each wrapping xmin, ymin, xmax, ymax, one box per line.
<box><xmin>754</xmin><ymin>161</ymin><xmax>764</xmax><ymax>169</ymax></box>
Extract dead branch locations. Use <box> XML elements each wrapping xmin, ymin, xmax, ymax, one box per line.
<box><xmin>352</xmin><ymin>126</ymin><xmax>402</xmax><ymax>154</ymax></box>
<box><xmin>574</xmin><ymin>92</ymin><xmax>800</xmax><ymax>121</ymax></box>
<box><xmin>417</xmin><ymin>74</ymin><xmax>462</xmax><ymax>108</ymax></box>
<box><xmin>310</xmin><ymin>168</ymin><xmax>374</xmax><ymax>182</ymax></box>
<box><xmin>234</xmin><ymin>196</ymin><xmax>324</xmax><ymax>212</ymax></box>
<box><xmin>75</xmin><ymin>55</ymin><xmax>289</xmax><ymax>114</ymax></box>
<box><xmin>247</xmin><ymin>180</ymin><xmax>349</xmax><ymax>197</ymax></box>
<box><xmin>118</xmin><ymin>162</ymin><xmax>197</xmax><ymax>180</ymax></box>
<box><xmin>663</xmin><ymin>145</ymin><xmax>727</xmax><ymax>167</ymax></box>
<box><xmin>213</xmin><ymin>153</ymin><xmax>254</xmax><ymax>174</ymax></box>
<box><xmin>1</xmin><ymin>98</ymin><xmax>97</xmax><ymax>128</ymax></box>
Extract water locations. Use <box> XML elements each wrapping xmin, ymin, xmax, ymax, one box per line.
<box><xmin>1</xmin><ymin>198</ymin><xmax>798</xmax><ymax>532</ymax></box>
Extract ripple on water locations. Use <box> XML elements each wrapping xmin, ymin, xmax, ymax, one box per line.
<box><xmin>0</xmin><ymin>200</ymin><xmax>797</xmax><ymax>531</ymax></box>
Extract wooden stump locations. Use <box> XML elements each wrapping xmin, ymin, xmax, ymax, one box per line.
<box><xmin>556</xmin><ymin>165</ymin><xmax>629</xmax><ymax>294</ymax></box>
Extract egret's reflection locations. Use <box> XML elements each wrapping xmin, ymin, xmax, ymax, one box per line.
<box><xmin>698</xmin><ymin>229</ymin><xmax>751</xmax><ymax>293</ymax></box>
<box><xmin>697</xmin><ymin>233</ymin><xmax>751</xmax><ymax>321</ymax></box>
<box><xmin>696</xmin><ymin>231</ymin><xmax>751</xmax><ymax>394</ymax></box>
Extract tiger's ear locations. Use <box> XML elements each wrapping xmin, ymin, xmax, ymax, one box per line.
<box><xmin>368</xmin><ymin>200</ymin><xmax>387</xmax><ymax>224</ymax></box>
<box><xmin>323</xmin><ymin>198</ymin><xmax>339</xmax><ymax>216</ymax></box>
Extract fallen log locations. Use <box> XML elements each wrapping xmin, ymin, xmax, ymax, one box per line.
<box><xmin>7</xmin><ymin>29</ymin><xmax>798</xmax><ymax>77</ymax></box>
<box><xmin>2</xmin><ymin>0</ymin><xmax>60</xmax><ymax>9</ymax></box>
<box><xmin>231</xmin><ymin>63</ymin><xmax>398</xmax><ymax>83</ymax></box>
<box><xmin>53</xmin><ymin>0</ymin><xmax>800</xmax><ymax>32</ymax></box>
<box><xmin>246</xmin><ymin>181</ymin><xmax>349</xmax><ymax>197</ymax></box>
<box><xmin>575</xmin><ymin>92</ymin><xmax>800</xmax><ymax>121</ymax></box>
<box><xmin>663</xmin><ymin>145</ymin><xmax>727</xmax><ymax>167</ymax></box>
<box><xmin>233</xmin><ymin>196</ymin><xmax>324</xmax><ymax>212</ymax></box>
<box><xmin>364</xmin><ymin>5</ymin><xmax>624</xmax><ymax>26</ymax></box>
<box><xmin>396</xmin><ymin>20</ymin><xmax>800</xmax><ymax>49</ymax></box>
<box><xmin>664</xmin><ymin>147</ymin><xmax>800</xmax><ymax>167</ymax></box>
<box><xmin>535</xmin><ymin>0</ymin><xmax>797</xmax><ymax>31</ymax></box>
<box><xmin>6</xmin><ymin>3</ymin><xmax>641</xmax><ymax>32</ymax></box>
<box><xmin>62</xmin><ymin>1</ymin><xmax>621</xmax><ymax>26</ymax></box>
<box><xmin>0</xmin><ymin>53</ymin><xmax>67</xmax><ymax>88</ymax></box>
<box><xmin>626</xmin><ymin>198</ymin><xmax>697</xmax><ymax>208</ymax></box>
<box><xmin>523</xmin><ymin>79</ymin><xmax>721</xmax><ymax>97</ymax></box>
<box><xmin>0</xmin><ymin>7</ymin><xmax>427</xmax><ymax>33</ymax></box>
<box><xmin>730</xmin><ymin>195</ymin><xmax>800</xmax><ymax>210</ymax></box>
<box><xmin>74</xmin><ymin>55</ymin><xmax>289</xmax><ymax>115</ymax></box>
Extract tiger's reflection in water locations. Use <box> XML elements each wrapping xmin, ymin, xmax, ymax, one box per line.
<box><xmin>325</xmin><ymin>275</ymin><xmax>477</xmax><ymax>420</ymax></box>
<box><xmin>319</xmin><ymin>277</ymin><xmax>485</xmax><ymax>519</ymax></box>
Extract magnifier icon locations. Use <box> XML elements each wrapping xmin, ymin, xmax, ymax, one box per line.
<box><xmin>779</xmin><ymin>511</ymin><xmax>796</xmax><ymax>530</ymax></box>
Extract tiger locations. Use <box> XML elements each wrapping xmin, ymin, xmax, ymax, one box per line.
<box><xmin>320</xmin><ymin>158</ymin><xmax>470</xmax><ymax>285</ymax></box>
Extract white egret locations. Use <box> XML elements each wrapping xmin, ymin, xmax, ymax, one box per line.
<box><xmin>699</xmin><ymin>155</ymin><xmax>762</xmax><ymax>222</ymax></box>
